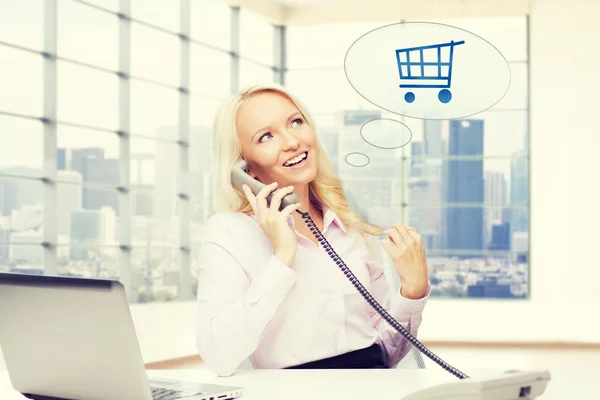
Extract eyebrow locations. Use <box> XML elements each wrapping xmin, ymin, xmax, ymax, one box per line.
<box><xmin>251</xmin><ymin>112</ymin><xmax>302</xmax><ymax>142</ymax></box>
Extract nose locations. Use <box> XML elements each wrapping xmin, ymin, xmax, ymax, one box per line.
<box><xmin>281</xmin><ymin>130</ymin><xmax>300</xmax><ymax>150</ymax></box>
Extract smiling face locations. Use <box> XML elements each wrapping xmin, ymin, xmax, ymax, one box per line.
<box><xmin>236</xmin><ymin>90</ymin><xmax>318</xmax><ymax>187</ymax></box>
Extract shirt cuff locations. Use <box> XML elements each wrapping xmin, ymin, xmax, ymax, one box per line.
<box><xmin>390</xmin><ymin>283</ymin><xmax>431</xmax><ymax>323</ymax></box>
<box><xmin>399</xmin><ymin>283</ymin><xmax>431</xmax><ymax>301</ymax></box>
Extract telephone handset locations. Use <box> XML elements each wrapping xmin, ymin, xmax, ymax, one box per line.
<box><xmin>232</xmin><ymin>160</ymin><xmax>299</xmax><ymax>212</ymax></box>
<box><xmin>231</xmin><ymin>159</ymin><xmax>469</xmax><ymax>380</ymax></box>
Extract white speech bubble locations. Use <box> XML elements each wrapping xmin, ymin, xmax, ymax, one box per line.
<box><xmin>345</xmin><ymin>152</ymin><xmax>370</xmax><ymax>167</ymax></box>
<box><xmin>360</xmin><ymin>118</ymin><xmax>412</xmax><ymax>149</ymax></box>
<box><xmin>344</xmin><ymin>22</ymin><xmax>511</xmax><ymax>120</ymax></box>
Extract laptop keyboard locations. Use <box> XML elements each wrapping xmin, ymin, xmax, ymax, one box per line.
<box><xmin>151</xmin><ymin>387</ymin><xmax>204</xmax><ymax>400</ymax></box>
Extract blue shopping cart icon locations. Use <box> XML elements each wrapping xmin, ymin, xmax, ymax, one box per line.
<box><xmin>395</xmin><ymin>40</ymin><xmax>465</xmax><ymax>104</ymax></box>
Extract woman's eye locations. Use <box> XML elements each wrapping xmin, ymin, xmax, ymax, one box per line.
<box><xmin>259</xmin><ymin>132</ymin><xmax>272</xmax><ymax>143</ymax></box>
<box><xmin>259</xmin><ymin>119</ymin><xmax>302</xmax><ymax>143</ymax></box>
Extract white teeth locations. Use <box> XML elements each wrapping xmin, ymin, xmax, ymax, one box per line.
<box><xmin>284</xmin><ymin>152</ymin><xmax>307</xmax><ymax>167</ymax></box>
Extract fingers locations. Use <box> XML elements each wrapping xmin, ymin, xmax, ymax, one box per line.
<box><xmin>383</xmin><ymin>223</ymin><xmax>425</xmax><ymax>269</ymax></box>
<box><xmin>268</xmin><ymin>185</ymin><xmax>295</xmax><ymax>218</ymax></box>
<box><xmin>242</xmin><ymin>182</ymin><xmax>275</xmax><ymax>214</ymax></box>
<box><xmin>381</xmin><ymin>237</ymin><xmax>396</xmax><ymax>253</ymax></box>
<box><xmin>385</xmin><ymin>226</ymin><xmax>407</xmax><ymax>251</ymax></box>
<box><xmin>254</xmin><ymin>182</ymin><xmax>278</xmax><ymax>218</ymax></box>
<box><xmin>241</xmin><ymin>184</ymin><xmax>256</xmax><ymax>212</ymax></box>
<box><xmin>392</xmin><ymin>222</ymin><xmax>412</xmax><ymax>244</ymax></box>
<box><xmin>384</xmin><ymin>228</ymin><xmax>400</xmax><ymax>247</ymax></box>
<box><xmin>281</xmin><ymin>202</ymin><xmax>303</xmax><ymax>218</ymax></box>
<box><xmin>407</xmin><ymin>228</ymin><xmax>420</xmax><ymax>241</ymax></box>
<box><xmin>405</xmin><ymin>225</ymin><xmax>422</xmax><ymax>244</ymax></box>
<box><xmin>242</xmin><ymin>182</ymin><xmax>298</xmax><ymax>222</ymax></box>
<box><xmin>386</xmin><ymin>223</ymin><xmax>422</xmax><ymax>252</ymax></box>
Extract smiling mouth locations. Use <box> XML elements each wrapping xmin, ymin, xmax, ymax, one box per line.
<box><xmin>283</xmin><ymin>151</ymin><xmax>308</xmax><ymax>167</ymax></box>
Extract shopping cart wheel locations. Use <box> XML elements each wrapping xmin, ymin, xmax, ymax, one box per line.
<box><xmin>438</xmin><ymin>89</ymin><xmax>452</xmax><ymax>103</ymax></box>
<box><xmin>404</xmin><ymin>92</ymin><xmax>415</xmax><ymax>103</ymax></box>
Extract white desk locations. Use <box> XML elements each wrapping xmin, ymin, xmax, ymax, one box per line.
<box><xmin>1</xmin><ymin>368</ymin><xmax>598</xmax><ymax>399</ymax></box>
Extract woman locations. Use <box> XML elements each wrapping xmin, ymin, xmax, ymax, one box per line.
<box><xmin>194</xmin><ymin>83</ymin><xmax>430</xmax><ymax>377</ymax></box>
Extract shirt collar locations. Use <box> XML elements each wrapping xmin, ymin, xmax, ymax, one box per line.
<box><xmin>249</xmin><ymin>202</ymin><xmax>347</xmax><ymax>234</ymax></box>
<box><xmin>321</xmin><ymin>203</ymin><xmax>347</xmax><ymax>234</ymax></box>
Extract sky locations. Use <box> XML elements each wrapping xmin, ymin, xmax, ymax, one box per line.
<box><xmin>0</xmin><ymin>0</ymin><xmax>529</xmax><ymax>182</ymax></box>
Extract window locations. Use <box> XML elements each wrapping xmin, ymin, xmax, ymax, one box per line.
<box><xmin>403</xmin><ymin>111</ymin><xmax>528</xmax><ymax>157</ymax></box>
<box><xmin>189</xmin><ymin>98</ymin><xmax>219</xmax><ymax>230</ymax></box>
<box><xmin>286</xmin><ymin>68</ymin><xmax>370</xmax><ymax>113</ymax></box>
<box><xmin>0</xmin><ymin>176</ymin><xmax>44</xmax><ymax>271</ymax></box>
<box><xmin>190</xmin><ymin>0</ymin><xmax>231</xmax><ymax>51</ymax></box>
<box><xmin>0</xmin><ymin>46</ymin><xmax>43</xmax><ymax>117</ymax></box>
<box><xmin>190</xmin><ymin>44</ymin><xmax>230</xmax><ymax>98</ymax></box>
<box><xmin>130</xmin><ymin>80</ymin><xmax>179</xmax><ymax>138</ymax></box>
<box><xmin>286</xmin><ymin>17</ymin><xmax>530</xmax><ymax>299</ymax></box>
<box><xmin>429</xmin><ymin>16</ymin><xmax>527</xmax><ymax>62</ymax></box>
<box><xmin>0</xmin><ymin>0</ymin><xmax>246</xmax><ymax>304</ymax></box>
<box><xmin>190</xmin><ymin>95</ymin><xmax>221</xmax><ymax>129</ymax></box>
<box><xmin>239</xmin><ymin>59</ymin><xmax>274</xmax><ymax>88</ymax></box>
<box><xmin>57</xmin><ymin>0</ymin><xmax>119</xmax><ymax>71</ymax></box>
<box><xmin>0</xmin><ymin>0</ymin><xmax>43</xmax><ymax>51</ymax></box>
<box><xmin>239</xmin><ymin>9</ymin><xmax>274</xmax><ymax>64</ymax></box>
<box><xmin>57</xmin><ymin>61</ymin><xmax>119</xmax><ymax>129</ymax></box>
<box><xmin>56</xmin><ymin>125</ymin><xmax>120</xmax><ymax>187</ymax></box>
<box><xmin>286</xmin><ymin>22</ymin><xmax>396</xmax><ymax>69</ymax></box>
<box><xmin>0</xmin><ymin>116</ymin><xmax>44</xmax><ymax>174</ymax></box>
<box><xmin>131</xmin><ymin>23</ymin><xmax>180</xmax><ymax>87</ymax></box>
<box><xmin>131</xmin><ymin>0</ymin><xmax>179</xmax><ymax>33</ymax></box>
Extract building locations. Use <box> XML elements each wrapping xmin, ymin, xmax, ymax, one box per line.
<box><xmin>153</xmin><ymin>125</ymin><xmax>213</xmax><ymax>221</ymax></box>
<box><xmin>11</xmin><ymin>204</ymin><xmax>42</xmax><ymax>232</ymax></box>
<box><xmin>0</xmin><ymin>167</ymin><xmax>43</xmax><ymax>217</ymax></box>
<box><xmin>510</xmin><ymin>152</ymin><xmax>529</xmax><ymax>236</ymax></box>
<box><xmin>0</xmin><ymin>217</ymin><xmax>10</xmax><ymax>264</ymax></box>
<box><xmin>408</xmin><ymin>177</ymin><xmax>441</xmax><ymax>250</ymax></box>
<box><xmin>468</xmin><ymin>277</ymin><xmax>513</xmax><ymax>298</ymax></box>
<box><xmin>69</xmin><ymin>208</ymin><xmax>116</xmax><ymax>260</ymax></box>
<box><xmin>410</xmin><ymin>141</ymin><xmax>426</xmax><ymax>178</ymax></box>
<box><xmin>57</xmin><ymin>148</ymin><xmax>119</xmax><ymax>214</ymax></box>
<box><xmin>9</xmin><ymin>230</ymin><xmax>44</xmax><ymax>264</ymax></box>
<box><xmin>488</xmin><ymin>222</ymin><xmax>511</xmax><ymax>251</ymax></box>
<box><xmin>84</xmin><ymin>157</ymin><xmax>119</xmax><ymax>213</ymax></box>
<box><xmin>442</xmin><ymin>119</ymin><xmax>485</xmax><ymax>256</ymax></box>
<box><xmin>57</xmin><ymin>148</ymin><xmax>66</xmax><ymax>170</ymax></box>
<box><xmin>484</xmin><ymin>171</ymin><xmax>508</xmax><ymax>247</ymax></box>
<box><xmin>56</xmin><ymin>170</ymin><xmax>83</xmax><ymax>236</ymax></box>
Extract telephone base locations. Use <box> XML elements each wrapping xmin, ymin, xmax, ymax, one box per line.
<box><xmin>402</xmin><ymin>370</ymin><xmax>551</xmax><ymax>400</ymax></box>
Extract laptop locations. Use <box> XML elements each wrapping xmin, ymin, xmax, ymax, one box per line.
<box><xmin>0</xmin><ymin>272</ymin><xmax>244</xmax><ymax>400</ymax></box>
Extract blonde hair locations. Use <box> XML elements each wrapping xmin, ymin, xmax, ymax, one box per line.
<box><xmin>211</xmin><ymin>83</ymin><xmax>387</xmax><ymax>242</ymax></box>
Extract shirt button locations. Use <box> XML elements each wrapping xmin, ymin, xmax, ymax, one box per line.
<box><xmin>248</xmin><ymin>289</ymin><xmax>263</xmax><ymax>304</ymax></box>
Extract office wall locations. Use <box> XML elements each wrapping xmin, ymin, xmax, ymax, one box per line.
<box><xmin>421</xmin><ymin>0</ymin><xmax>600</xmax><ymax>343</ymax></box>
<box><xmin>1</xmin><ymin>0</ymin><xmax>599</xmax><ymax>371</ymax></box>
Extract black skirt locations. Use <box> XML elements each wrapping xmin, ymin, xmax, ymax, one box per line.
<box><xmin>284</xmin><ymin>343</ymin><xmax>388</xmax><ymax>369</ymax></box>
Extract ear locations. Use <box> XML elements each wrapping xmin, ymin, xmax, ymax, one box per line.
<box><xmin>242</xmin><ymin>158</ymin><xmax>256</xmax><ymax>179</ymax></box>
<box><xmin>248</xmin><ymin>168</ymin><xmax>260</xmax><ymax>181</ymax></box>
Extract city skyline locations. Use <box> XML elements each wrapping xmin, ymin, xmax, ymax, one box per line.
<box><xmin>0</xmin><ymin>115</ymin><xmax>529</xmax><ymax>228</ymax></box>
<box><xmin>0</xmin><ymin>114</ymin><xmax>528</xmax><ymax>185</ymax></box>
<box><xmin>0</xmin><ymin>112</ymin><xmax>529</xmax><ymax>236</ymax></box>
<box><xmin>0</xmin><ymin>113</ymin><xmax>530</xmax><ymax>300</ymax></box>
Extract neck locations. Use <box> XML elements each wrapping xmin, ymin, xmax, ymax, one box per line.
<box><xmin>293</xmin><ymin>183</ymin><xmax>320</xmax><ymax>218</ymax></box>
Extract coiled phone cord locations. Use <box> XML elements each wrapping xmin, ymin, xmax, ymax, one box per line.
<box><xmin>296</xmin><ymin>209</ymin><xmax>470</xmax><ymax>380</ymax></box>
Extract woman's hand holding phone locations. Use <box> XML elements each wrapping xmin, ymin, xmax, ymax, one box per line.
<box><xmin>242</xmin><ymin>182</ymin><xmax>302</xmax><ymax>267</ymax></box>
